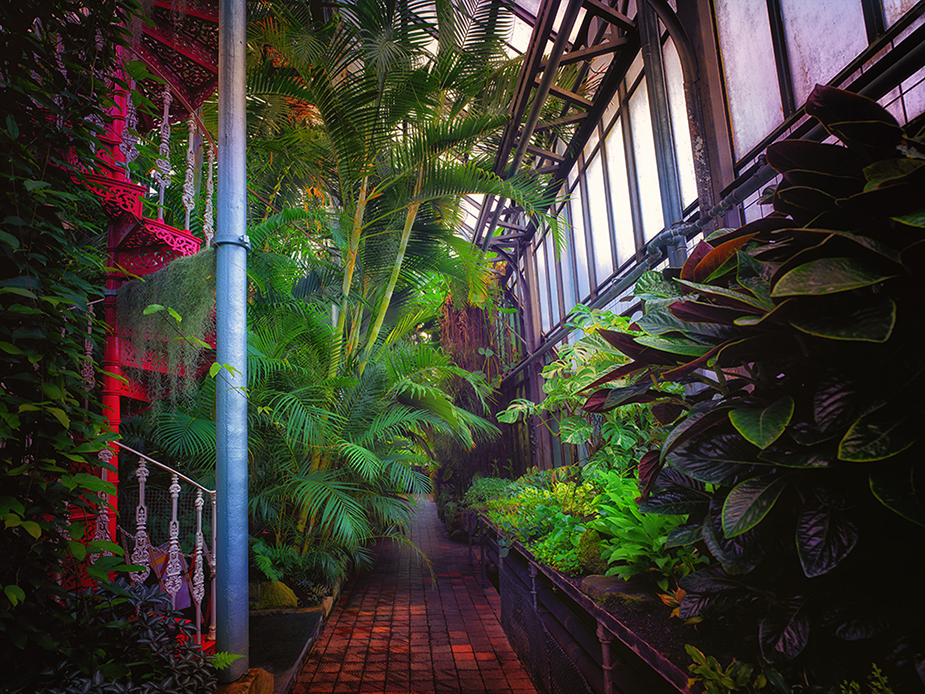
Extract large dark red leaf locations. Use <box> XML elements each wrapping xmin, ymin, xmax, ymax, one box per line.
<box><xmin>680</xmin><ymin>240</ymin><xmax>714</xmax><ymax>282</ymax></box>
<box><xmin>766</xmin><ymin>139</ymin><xmax>864</xmax><ymax>178</ymax></box>
<box><xmin>760</xmin><ymin>598</ymin><xmax>810</xmax><ymax>663</ymax></box>
<box><xmin>687</xmin><ymin>234</ymin><xmax>756</xmax><ymax>284</ymax></box>
<box><xmin>796</xmin><ymin>501</ymin><xmax>859</xmax><ymax>578</ymax></box>
<box><xmin>637</xmin><ymin>449</ymin><xmax>663</xmax><ymax>496</ymax></box>
<box><xmin>670</xmin><ymin>301</ymin><xmax>756</xmax><ymax>325</ymax></box>
<box><xmin>806</xmin><ymin>85</ymin><xmax>903</xmax><ymax>157</ymax></box>
<box><xmin>579</xmin><ymin>361</ymin><xmax>648</xmax><ymax>392</ymax></box>
<box><xmin>597</xmin><ymin>329</ymin><xmax>675</xmax><ymax>365</ymax></box>
<box><xmin>651</xmin><ymin>402</ymin><xmax>684</xmax><ymax>426</ymax></box>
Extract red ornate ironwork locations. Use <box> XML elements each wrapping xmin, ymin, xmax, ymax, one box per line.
<box><xmin>87</xmin><ymin>0</ymin><xmax>219</xmax><ymax>541</ymax></box>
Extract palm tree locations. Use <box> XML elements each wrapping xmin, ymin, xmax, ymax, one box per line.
<box><xmin>248</xmin><ymin>0</ymin><xmax>556</xmax><ymax>373</ymax></box>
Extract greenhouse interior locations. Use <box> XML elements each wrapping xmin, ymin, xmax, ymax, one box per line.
<box><xmin>3</xmin><ymin>0</ymin><xmax>925</xmax><ymax>692</ymax></box>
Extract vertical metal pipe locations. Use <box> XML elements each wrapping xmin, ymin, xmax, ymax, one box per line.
<box><xmin>216</xmin><ymin>0</ymin><xmax>250</xmax><ymax>682</ymax></box>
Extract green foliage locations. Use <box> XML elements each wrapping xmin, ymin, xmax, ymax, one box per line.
<box><xmin>116</xmin><ymin>249</ymin><xmax>217</xmax><ymax>410</ymax></box>
<box><xmin>685</xmin><ymin>645</ymin><xmax>769</xmax><ymax>694</ymax></box>
<box><xmin>576</xmin><ymin>529</ymin><xmax>608</xmax><ymax>575</ymax></box>
<box><xmin>0</xmin><ymin>0</ymin><xmax>140</xmax><ymax>685</ymax></box>
<box><xmin>588</xmin><ymin>471</ymin><xmax>704</xmax><ymax>587</ymax></box>
<box><xmin>498</xmin><ymin>305</ymin><xmax>665</xmax><ymax>471</ymax></box>
<box><xmin>585</xmin><ymin>86</ymin><xmax>925</xmax><ymax>679</ymax></box>
<box><xmin>462</xmin><ymin>476</ymin><xmax>515</xmax><ymax>508</ymax></box>
<box><xmin>33</xmin><ymin>581</ymin><xmax>216</xmax><ymax>694</ymax></box>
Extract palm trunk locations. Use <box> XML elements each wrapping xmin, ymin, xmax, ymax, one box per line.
<box><xmin>329</xmin><ymin>176</ymin><xmax>369</xmax><ymax>378</ymax></box>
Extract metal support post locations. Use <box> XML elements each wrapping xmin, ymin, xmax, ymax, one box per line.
<box><xmin>215</xmin><ymin>0</ymin><xmax>249</xmax><ymax>682</ymax></box>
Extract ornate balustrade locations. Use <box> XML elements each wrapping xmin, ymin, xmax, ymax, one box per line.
<box><xmin>113</xmin><ymin>442</ymin><xmax>216</xmax><ymax>645</ymax></box>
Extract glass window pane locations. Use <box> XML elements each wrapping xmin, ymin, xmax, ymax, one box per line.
<box><xmin>714</xmin><ymin>0</ymin><xmax>784</xmax><ymax>159</ymax></box>
<box><xmin>546</xmin><ymin>231</ymin><xmax>561</xmax><ymax>328</ymax></box>
<box><xmin>586</xmin><ymin>153</ymin><xmax>614</xmax><ymax>284</ymax></box>
<box><xmin>569</xmin><ymin>188</ymin><xmax>591</xmax><ymax>302</ymax></box>
<box><xmin>604</xmin><ymin>119</ymin><xmax>636</xmax><ymax>266</ymax></box>
<box><xmin>628</xmin><ymin>78</ymin><xmax>664</xmax><ymax>242</ymax></box>
<box><xmin>780</xmin><ymin>0</ymin><xmax>867</xmax><ymax>107</ymax></box>
<box><xmin>663</xmin><ymin>38</ymin><xmax>698</xmax><ymax>207</ymax></box>
<box><xmin>558</xmin><ymin>206</ymin><xmax>577</xmax><ymax>314</ymax></box>
<box><xmin>536</xmin><ymin>239</ymin><xmax>551</xmax><ymax>332</ymax></box>
<box><xmin>884</xmin><ymin>0</ymin><xmax>918</xmax><ymax>27</ymax></box>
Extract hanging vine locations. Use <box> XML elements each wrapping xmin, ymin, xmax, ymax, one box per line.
<box><xmin>117</xmin><ymin>249</ymin><xmax>216</xmax><ymax>409</ymax></box>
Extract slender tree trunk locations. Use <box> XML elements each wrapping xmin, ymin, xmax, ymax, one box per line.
<box><xmin>329</xmin><ymin>176</ymin><xmax>369</xmax><ymax>378</ymax></box>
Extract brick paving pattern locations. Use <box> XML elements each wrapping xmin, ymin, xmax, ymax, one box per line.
<box><xmin>292</xmin><ymin>498</ymin><xmax>538</xmax><ymax>694</ymax></box>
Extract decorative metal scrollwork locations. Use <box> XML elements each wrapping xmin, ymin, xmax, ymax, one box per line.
<box><xmin>130</xmin><ymin>458</ymin><xmax>151</xmax><ymax>583</ymax></box>
<box><xmin>163</xmin><ymin>474</ymin><xmax>183</xmax><ymax>605</ymax></box>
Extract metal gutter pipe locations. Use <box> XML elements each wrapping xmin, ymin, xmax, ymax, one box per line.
<box><xmin>215</xmin><ymin>0</ymin><xmax>250</xmax><ymax>682</ymax></box>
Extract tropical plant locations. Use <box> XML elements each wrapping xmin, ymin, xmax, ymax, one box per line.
<box><xmin>499</xmin><ymin>304</ymin><xmax>664</xmax><ymax>471</ymax></box>
<box><xmin>0</xmin><ymin>1</ymin><xmax>143</xmax><ymax>688</ymax></box>
<box><xmin>247</xmin><ymin>0</ymin><xmax>558</xmax><ymax>373</ymax></box>
<box><xmin>34</xmin><ymin>580</ymin><xmax>216</xmax><ymax>694</ymax></box>
<box><xmin>583</xmin><ymin>86</ymin><xmax>925</xmax><ymax>683</ymax></box>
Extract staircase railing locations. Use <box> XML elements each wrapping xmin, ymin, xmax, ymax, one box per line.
<box><xmin>113</xmin><ymin>442</ymin><xmax>216</xmax><ymax>645</ymax></box>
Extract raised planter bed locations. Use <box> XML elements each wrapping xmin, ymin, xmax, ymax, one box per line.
<box><xmin>473</xmin><ymin>514</ymin><xmax>739</xmax><ymax>694</ymax></box>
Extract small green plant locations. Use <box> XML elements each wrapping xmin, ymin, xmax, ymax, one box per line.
<box><xmin>588</xmin><ymin>471</ymin><xmax>704</xmax><ymax>588</ymax></box>
<box><xmin>686</xmin><ymin>645</ymin><xmax>768</xmax><ymax>694</ymax></box>
<box><xmin>462</xmin><ymin>476</ymin><xmax>514</xmax><ymax>508</ymax></box>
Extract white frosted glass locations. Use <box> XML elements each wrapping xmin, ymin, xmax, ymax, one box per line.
<box><xmin>536</xmin><ymin>239</ymin><xmax>551</xmax><ymax>332</ymax></box>
<box><xmin>902</xmin><ymin>68</ymin><xmax>925</xmax><ymax>122</ymax></box>
<box><xmin>569</xmin><ymin>190</ymin><xmax>591</xmax><ymax>301</ymax></box>
<box><xmin>558</xmin><ymin>208</ymin><xmax>577</xmax><ymax>313</ymax></box>
<box><xmin>545</xmin><ymin>230</ymin><xmax>562</xmax><ymax>327</ymax></box>
<box><xmin>780</xmin><ymin>0</ymin><xmax>867</xmax><ymax>107</ymax></box>
<box><xmin>508</xmin><ymin>18</ymin><xmax>533</xmax><ymax>55</ymax></box>
<box><xmin>884</xmin><ymin>0</ymin><xmax>918</xmax><ymax>27</ymax></box>
<box><xmin>626</xmin><ymin>53</ymin><xmax>644</xmax><ymax>89</ymax></box>
<box><xmin>714</xmin><ymin>0</ymin><xmax>784</xmax><ymax>159</ymax></box>
<box><xmin>604</xmin><ymin>119</ymin><xmax>636</xmax><ymax>266</ymax></box>
<box><xmin>585</xmin><ymin>122</ymin><xmax>600</xmax><ymax>155</ymax></box>
<box><xmin>628</xmin><ymin>78</ymin><xmax>664</xmax><ymax>242</ymax></box>
<box><xmin>663</xmin><ymin>38</ymin><xmax>698</xmax><ymax>207</ymax></box>
<box><xmin>586</xmin><ymin>153</ymin><xmax>614</xmax><ymax>284</ymax></box>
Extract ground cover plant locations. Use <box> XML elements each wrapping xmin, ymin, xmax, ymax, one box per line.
<box><xmin>584</xmin><ymin>86</ymin><xmax>925</xmax><ymax>688</ymax></box>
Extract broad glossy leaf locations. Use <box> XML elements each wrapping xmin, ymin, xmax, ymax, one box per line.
<box><xmin>687</xmin><ymin>235</ymin><xmax>756</xmax><ymax>284</ymax></box>
<box><xmin>633</xmin><ymin>270</ymin><xmax>683</xmax><ymax>302</ymax></box>
<box><xmin>805</xmin><ymin>85</ymin><xmax>903</xmax><ymax>155</ymax></box>
<box><xmin>678</xmin><ymin>279</ymin><xmax>775</xmax><ymax>311</ymax></box>
<box><xmin>637</xmin><ymin>450</ymin><xmax>663</xmax><ymax>493</ymax></box>
<box><xmin>665</xmin><ymin>522</ymin><xmax>705</xmax><ymax>548</ymax></box>
<box><xmin>766</xmin><ymin>139</ymin><xmax>864</xmax><ymax>178</ymax></box>
<box><xmin>680</xmin><ymin>241</ymin><xmax>714</xmax><ymax>281</ymax></box>
<box><xmin>729</xmin><ymin>397</ymin><xmax>794</xmax><ymax>449</ymax></box>
<box><xmin>759</xmin><ymin>599</ymin><xmax>810</xmax><ymax>663</ymax></box>
<box><xmin>893</xmin><ymin>207</ymin><xmax>925</xmax><ymax>228</ymax></box>
<box><xmin>790</xmin><ymin>295</ymin><xmax>896</xmax><ymax>342</ymax></box>
<box><xmin>636</xmin><ymin>304</ymin><xmax>731</xmax><ymax>340</ymax></box>
<box><xmin>634</xmin><ymin>335</ymin><xmax>712</xmax><ymax>357</ymax></box>
<box><xmin>838</xmin><ymin>403</ymin><xmax>919</xmax><ymax>462</ymax></box>
<box><xmin>734</xmin><ymin>299</ymin><xmax>794</xmax><ymax>327</ymax></box>
<box><xmin>722</xmin><ymin>474</ymin><xmax>790</xmax><ymax>537</ymax></box>
<box><xmin>650</xmin><ymin>402</ymin><xmax>684</xmax><ymax>426</ymax></box>
<box><xmin>703</xmin><ymin>496</ymin><xmax>766</xmax><ymax>574</ymax></box>
<box><xmin>583</xmin><ymin>382</ymin><xmax>661</xmax><ymax>412</ymax></box>
<box><xmin>827</xmin><ymin>606</ymin><xmax>894</xmax><ymax>641</ymax></box>
<box><xmin>863</xmin><ymin>157</ymin><xmax>925</xmax><ymax>188</ymax></box>
<box><xmin>792</xmin><ymin>228</ymin><xmax>903</xmax><ymax>264</ymax></box>
<box><xmin>639</xmin><ymin>469</ymin><xmax>711</xmax><ymax>515</ymax></box>
<box><xmin>735</xmin><ymin>250</ymin><xmax>775</xmax><ymax>305</ymax></box>
<box><xmin>660</xmin><ymin>401</ymin><xmax>730</xmax><ymax>463</ymax></box>
<box><xmin>668</xmin><ymin>448</ymin><xmax>749</xmax><ymax>485</ymax></box>
<box><xmin>795</xmin><ymin>502</ymin><xmax>859</xmax><ymax>578</ymax></box>
<box><xmin>597</xmin><ymin>329</ymin><xmax>675</xmax><ymax>365</ymax></box>
<box><xmin>773</xmin><ymin>183</ymin><xmax>838</xmax><ymax>224</ymax></box>
<box><xmin>772</xmin><ymin>257</ymin><xmax>897</xmax><ymax>297</ymax></box>
<box><xmin>870</xmin><ymin>464</ymin><xmax>925</xmax><ymax>526</ymax></box>
<box><xmin>670</xmin><ymin>301</ymin><xmax>756</xmax><ymax>326</ymax></box>
<box><xmin>757</xmin><ymin>443</ymin><xmax>837</xmax><ymax>469</ymax></box>
<box><xmin>579</xmin><ymin>362</ymin><xmax>646</xmax><ymax>393</ymax></box>
<box><xmin>680</xmin><ymin>566</ymin><xmax>745</xmax><ymax>594</ymax></box>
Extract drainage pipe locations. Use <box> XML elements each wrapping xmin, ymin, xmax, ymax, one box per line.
<box><xmin>215</xmin><ymin>0</ymin><xmax>250</xmax><ymax>682</ymax></box>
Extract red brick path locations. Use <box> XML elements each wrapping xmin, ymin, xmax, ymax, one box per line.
<box><xmin>292</xmin><ymin>498</ymin><xmax>538</xmax><ymax>694</ymax></box>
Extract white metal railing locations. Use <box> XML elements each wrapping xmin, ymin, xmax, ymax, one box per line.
<box><xmin>112</xmin><ymin>442</ymin><xmax>216</xmax><ymax>644</ymax></box>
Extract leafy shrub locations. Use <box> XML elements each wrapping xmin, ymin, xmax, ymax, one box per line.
<box><xmin>32</xmin><ymin>581</ymin><xmax>216</xmax><ymax>694</ymax></box>
<box><xmin>588</xmin><ymin>471</ymin><xmax>703</xmax><ymax>587</ymax></box>
<box><xmin>462</xmin><ymin>476</ymin><xmax>514</xmax><ymax>508</ymax></box>
<box><xmin>584</xmin><ymin>86</ymin><xmax>925</xmax><ymax>681</ymax></box>
<box><xmin>576</xmin><ymin>529</ymin><xmax>608</xmax><ymax>575</ymax></box>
